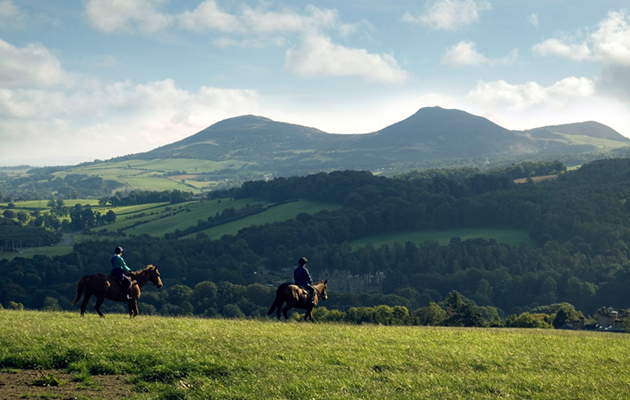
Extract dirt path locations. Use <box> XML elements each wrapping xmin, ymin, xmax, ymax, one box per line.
<box><xmin>0</xmin><ymin>369</ymin><xmax>135</xmax><ymax>400</ymax></box>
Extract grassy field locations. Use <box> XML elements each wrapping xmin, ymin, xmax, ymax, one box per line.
<box><xmin>50</xmin><ymin>158</ymin><xmax>253</xmax><ymax>193</ymax></box>
<box><xmin>349</xmin><ymin>228</ymin><xmax>533</xmax><ymax>248</ymax></box>
<box><xmin>186</xmin><ymin>200</ymin><xmax>342</xmax><ymax>239</ymax></box>
<box><xmin>0</xmin><ymin>199</ymin><xmax>101</xmax><ymax>211</ymax></box>
<box><xmin>1</xmin><ymin>310</ymin><xmax>630</xmax><ymax>399</ymax></box>
<box><xmin>0</xmin><ymin>198</ymin><xmax>341</xmax><ymax>260</ymax></box>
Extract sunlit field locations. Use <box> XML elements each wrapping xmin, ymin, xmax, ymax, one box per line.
<box><xmin>1</xmin><ymin>310</ymin><xmax>629</xmax><ymax>399</ymax></box>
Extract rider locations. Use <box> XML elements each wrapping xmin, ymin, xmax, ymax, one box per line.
<box><xmin>111</xmin><ymin>246</ymin><xmax>132</xmax><ymax>300</ymax></box>
<box><xmin>294</xmin><ymin>257</ymin><xmax>315</xmax><ymax>305</ymax></box>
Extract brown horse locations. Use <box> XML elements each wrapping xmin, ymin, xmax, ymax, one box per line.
<box><xmin>268</xmin><ymin>280</ymin><xmax>327</xmax><ymax>321</ymax></box>
<box><xmin>73</xmin><ymin>265</ymin><xmax>162</xmax><ymax>317</ymax></box>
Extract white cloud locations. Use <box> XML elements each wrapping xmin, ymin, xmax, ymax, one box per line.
<box><xmin>532</xmin><ymin>10</ymin><xmax>630</xmax><ymax>65</ymax></box>
<box><xmin>0</xmin><ymin>39</ymin><xmax>73</xmax><ymax>88</ymax></box>
<box><xmin>240</xmin><ymin>3</ymin><xmax>338</xmax><ymax>34</ymax></box>
<box><xmin>177</xmin><ymin>0</ymin><xmax>243</xmax><ymax>32</ymax></box>
<box><xmin>87</xmin><ymin>0</ymin><xmax>350</xmax><ymax>37</ymax></box>
<box><xmin>532</xmin><ymin>38</ymin><xmax>591</xmax><ymax>61</ymax></box>
<box><xmin>402</xmin><ymin>0</ymin><xmax>491</xmax><ymax>31</ymax></box>
<box><xmin>528</xmin><ymin>13</ymin><xmax>538</xmax><ymax>27</ymax></box>
<box><xmin>441</xmin><ymin>40</ymin><xmax>518</xmax><ymax>66</ymax></box>
<box><xmin>213</xmin><ymin>36</ymin><xmax>286</xmax><ymax>48</ymax></box>
<box><xmin>0</xmin><ymin>0</ymin><xmax>27</xmax><ymax>29</ymax></box>
<box><xmin>84</xmin><ymin>0</ymin><xmax>173</xmax><ymax>34</ymax></box>
<box><xmin>467</xmin><ymin>77</ymin><xmax>596</xmax><ymax>111</ymax></box>
<box><xmin>284</xmin><ymin>34</ymin><xmax>409</xmax><ymax>83</ymax></box>
<box><xmin>591</xmin><ymin>10</ymin><xmax>630</xmax><ymax>65</ymax></box>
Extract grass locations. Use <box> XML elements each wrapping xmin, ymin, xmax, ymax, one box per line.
<box><xmin>1</xmin><ymin>310</ymin><xmax>630</xmax><ymax>399</ymax></box>
<box><xmin>50</xmin><ymin>158</ymin><xmax>253</xmax><ymax>193</ymax></box>
<box><xmin>187</xmin><ymin>199</ymin><xmax>342</xmax><ymax>239</ymax></box>
<box><xmin>349</xmin><ymin>228</ymin><xmax>533</xmax><ymax>249</ymax></box>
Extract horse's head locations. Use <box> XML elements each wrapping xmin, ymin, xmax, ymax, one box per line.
<box><xmin>148</xmin><ymin>265</ymin><xmax>163</xmax><ymax>288</ymax></box>
<box><xmin>317</xmin><ymin>279</ymin><xmax>328</xmax><ymax>301</ymax></box>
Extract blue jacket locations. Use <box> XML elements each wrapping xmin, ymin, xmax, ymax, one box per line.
<box><xmin>294</xmin><ymin>266</ymin><xmax>313</xmax><ymax>287</ymax></box>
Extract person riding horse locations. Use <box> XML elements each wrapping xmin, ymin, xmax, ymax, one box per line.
<box><xmin>294</xmin><ymin>257</ymin><xmax>315</xmax><ymax>305</ymax></box>
<box><xmin>111</xmin><ymin>246</ymin><xmax>132</xmax><ymax>300</ymax></box>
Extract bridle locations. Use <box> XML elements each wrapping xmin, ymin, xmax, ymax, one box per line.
<box><xmin>133</xmin><ymin>270</ymin><xmax>160</xmax><ymax>287</ymax></box>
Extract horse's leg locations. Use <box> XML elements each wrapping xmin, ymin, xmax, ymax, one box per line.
<box><xmin>80</xmin><ymin>293</ymin><xmax>92</xmax><ymax>317</ymax></box>
<box><xmin>282</xmin><ymin>304</ymin><xmax>292</xmax><ymax>320</ymax></box>
<box><xmin>94</xmin><ymin>296</ymin><xmax>106</xmax><ymax>318</ymax></box>
<box><xmin>275</xmin><ymin>301</ymin><xmax>283</xmax><ymax>319</ymax></box>
<box><xmin>128</xmin><ymin>299</ymin><xmax>138</xmax><ymax>317</ymax></box>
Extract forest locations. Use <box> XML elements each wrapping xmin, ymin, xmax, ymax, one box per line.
<box><xmin>3</xmin><ymin>158</ymin><xmax>630</xmax><ymax>327</ymax></box>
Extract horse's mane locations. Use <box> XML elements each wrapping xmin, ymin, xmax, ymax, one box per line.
<box><xmin>132</xmin><ymin>264</ymin><xmax>157</xmax><ymax>275</ymax></box>
<box><xmin>313</xmin><ymin>279</ymin><xmax>326</xmax><ymax>285</ymax></box>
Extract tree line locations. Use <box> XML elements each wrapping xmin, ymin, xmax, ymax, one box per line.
<box><xmin>3</xmin><ymin>159</ymin><xmax>630</xmax><ymax>322</ymax></box>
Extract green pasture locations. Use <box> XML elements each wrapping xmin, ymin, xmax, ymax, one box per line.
<box><xmin>1</xmin><ymin>310</ymin><xmax>630</xmax><ymax>399</ymax></box>
<box><xmin>0</xmin><ymin>233</ymin><xmax>79</xmax><ymax>261</ymax></box>
<box><xmin>0</xmin><ymin>245</ymin><xmax>73</xmax><ymax>261</ymax></box>
<box><xmin>187</xmin><ymin>199</ymin><xmax>342</xmax><ymax>239</ymax></box>
<box><xmin>51</xmin><ymin>158</ymin><xmax>252</xmax><ymax>193</ymax></box>
<box><xmin>555</xmin><ymin>133</ymin><xmax>630</xmax><ymax>149</ymax></box>
<box><xmin>114</xmin><ymin>198</ymin><xmax>266</xmax><ymax>237</ymax></box>
<box><xmin>349</xmin><ymin>228</ymin><xmax>532</xmax><ymax>248</ymax></box>
<box><xmin>0</xmin><ymin>199</ymin><xmax>100</xmax><ymax>211</ymax></box>
<box><xmin>64</xmin><ymin>158</ymin><xmax>249</xmax><ymax>175</ymax></box>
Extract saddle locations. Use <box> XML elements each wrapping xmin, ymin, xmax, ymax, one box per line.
<box><xmin>295</xmin><ymin>284</ymin><xmax>315</xmax><ymax>303</ymax></box>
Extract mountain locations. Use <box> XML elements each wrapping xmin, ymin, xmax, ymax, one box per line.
<box><xmin>148</xmin><ymin>115</ymin><xmax>331</xmax><ymax>160</ymax></box>
<box><xmin>135</xmin><ymin>107</ymin><xmax>629</xmax><ymax>170</ymax></box>
<box><xmin>524</xmin><ymin>121</ymin><xmax>628</xmax><ymax>142</ymax></box>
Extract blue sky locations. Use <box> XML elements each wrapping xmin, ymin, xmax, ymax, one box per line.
<box><xmin>1</xmin><ymin>0</ymin><xmax>630</xmax><ymax>165</ymax></box>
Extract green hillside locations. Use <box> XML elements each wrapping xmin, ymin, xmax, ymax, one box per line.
<box><xmin>2</xmin><ymin>310</ymin><xmax>630</xmax><ymax>399</ymax></box>
<box><xmin>55</xmin><ymin>158</ymin><xmax>254</xmax><ymax>193</ymax></box>
<box><xmin>186</xmin><ymin>200</ymin><xmax>342</xmax><ymax>239</ymax></box>
<box><xmin>0</xmin><ymin>198</ymin><xmax>341</xmax><ymax>259</ymax></box>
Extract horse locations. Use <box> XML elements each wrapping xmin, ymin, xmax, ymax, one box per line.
<box><xmin>73</xmin><ymin>265</ymin><xmax>162</xmax><ymax>317</ymax></box>
<box><xmin>267</xmin><ymin>280</ymin><xmax>327</xmax><ymax>321</ymax></box>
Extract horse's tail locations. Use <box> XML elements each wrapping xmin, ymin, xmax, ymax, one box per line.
<box><xmin>267</xmin><ymin>285</ymin><xmax>285</xmax><ymax>316</ymax></box>
<box><xmin>72</xmin><ymin>275</ymin><xmax>90</xmax><ymax>305</ymax></box>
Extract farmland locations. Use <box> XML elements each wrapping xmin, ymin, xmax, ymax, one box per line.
<box><xmin>1</xmin><ymin>310</ymin><xmax>630</xmax><ymax>399</ymax></box>
<box><xmin>0</xmin><ymin>198</ymin><xmax>343</xmax><ymax>259</ymax></box>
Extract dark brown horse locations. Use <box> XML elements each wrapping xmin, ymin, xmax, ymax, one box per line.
<box><xmin>73</xmin><ymin>265</ymin><xmax>162</xmax><ymax>317</ymax></box>
<box><xmin>268</xmin><ymin>280</ymin><xmax>327</xmax><ymax>321</ymax></box>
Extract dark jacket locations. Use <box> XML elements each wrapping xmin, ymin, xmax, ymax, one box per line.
<box><xmin>294</xmin><ymin>265</ymin><xmax>313</xmax><ymax>287</ymax></box>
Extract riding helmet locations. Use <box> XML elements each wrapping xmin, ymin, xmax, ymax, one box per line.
<box><xmin>299</xmin><ymin>257</ymin><xmax>308</xmax><ymax>265</ymax></box>
<box><xmin>115</xmin><ymin>246</ymin><xmax>123</xmax><ymax>254</ymax></box>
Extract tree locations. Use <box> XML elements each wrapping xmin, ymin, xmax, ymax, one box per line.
<box><xmin>222</xmin><ymin>304</ymin><xmax>245</xmax><ymax>318</ymax></box>
<box><xmin>105</xmin><ymin>210</ymin><xmax>117</xmax><ymax>223</ymax></box>
<box><xmin>442</xmin><ymin>290</ymin><xmax>484</xmax><ymax>327</ymax></box>
<box><xmin>3</xmin><ymin>210</ymin><xmax>15</xmax><ymax>219</ymax></box>
<box><xmin>415</xmin><ymin>302</ymin><xmax>446</xmax><ymax>326</ymax></box>
<box><xmin>552</xmin><ymin>304</ymin><xmax>580</xmax><ymax>329</ymax></box>
<box><xmin>16</xmin><ymin>211</ymin><xmax>29</xmax><ymax>225</ymax></box>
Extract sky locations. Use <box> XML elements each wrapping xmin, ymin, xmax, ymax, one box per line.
<box><xmin>1</xmin><ymin>0</ymin><xmax>630</xmax><ymax>166</ymax></box>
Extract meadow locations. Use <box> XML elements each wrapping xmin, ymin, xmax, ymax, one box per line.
<box><xmin>1</xmin><ymin>310</ymin><xmax>629</xmax><ymax>399</ymax></box>
<box><xmin>52</xmin><ymin>158</ymin><xmax>253</xmax><ymax>193</ymax></box>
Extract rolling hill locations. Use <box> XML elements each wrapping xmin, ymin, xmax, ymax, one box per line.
<box><xmin>127</xmin><ymin>106</ymin><xmax>630</xmax><ymax>173</ymax></box>
<box><xmin>7</xmin><ymin>106</ymin><xmax>630</xmax><ymax>195</ymax></box>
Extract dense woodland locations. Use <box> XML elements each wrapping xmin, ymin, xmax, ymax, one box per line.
<box><xmin>3</xmin><ymin>159</ymin><xmax>630</xmax><ymax>327</ymax></box>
